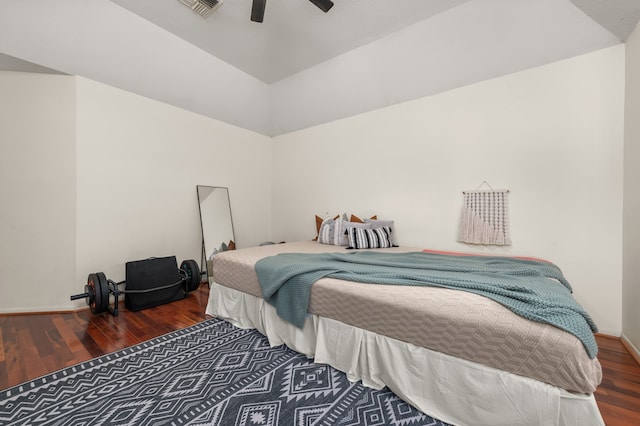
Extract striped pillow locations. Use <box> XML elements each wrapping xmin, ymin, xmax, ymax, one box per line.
<box><xmin>317</xmin><ymin>218</ymin><xmax>336</xmax><ymax>245</ymax></box>
<box><xmin>346</xmin><ymin>226</ymin><xmax>394</xmax><ymax>249</ymax></box>
<box><xmin>334</xmin><ymin>219</ymin><xmax>371</xmax><ymax>246</ymax></box>
<box><xmin>313</xmin><ymin>214</ymin><xmax>339</xmax><ymax>241</ymax></box>
<box><xmin>364</xmin><ymin>219</ymin><xmax>396</xmax><ymax>244</ymax></box>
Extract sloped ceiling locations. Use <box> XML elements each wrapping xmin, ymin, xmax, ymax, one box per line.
<box><xmin>0</xmin><ymin>53</ymin><xmax>67</xmax><ymax>75</ymax></box>
<box><xmin>570</xmin><ymin>0</ymin><xmax>640</xmax><ymax>41</ymax></box>
<box><xmin>111</xmin><ymin>0</ymin><xmax>472</xmax><ymax>84</ymax></box>
<box><xmin>0</xmin><ymin>0</ymin><xmax>638</xmax><ymax>136</ymax></box>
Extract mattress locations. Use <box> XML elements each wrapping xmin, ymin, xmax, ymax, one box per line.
<box><xmin>210</xmin><ymin>241</ymin><xmax>601</xmax><ymax>394</ymax></box>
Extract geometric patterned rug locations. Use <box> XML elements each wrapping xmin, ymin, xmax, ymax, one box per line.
<box><xmin>0</xmin><ymin>318</ymin><xmax>450</xmax><ymax>425</ymax></box>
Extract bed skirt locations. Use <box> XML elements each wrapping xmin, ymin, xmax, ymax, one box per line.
<box><xmin>206</xmin><ymin>282</ymin><xmax>604</xmax><ymax>426</ymax></box>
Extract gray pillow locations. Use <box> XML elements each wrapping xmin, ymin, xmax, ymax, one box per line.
<box><xmin>364</xmin><ymin>219</ymin><xmax>396</xmax><ymax>244</ymax></box>
<box><xmin>334</xmin><ymin>219</ymin><xmax>371</xmax><ymax>246</ymax></box>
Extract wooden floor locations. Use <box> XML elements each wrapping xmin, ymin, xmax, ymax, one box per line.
<box><xmin>1</xmin><ymin>284</ymin><xmax>639</xmax><ymax>425</ymax></box>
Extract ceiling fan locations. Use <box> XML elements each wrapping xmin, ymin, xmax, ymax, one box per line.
<box><xmin>251</xmin><ymin>0</ymin><xmax>334</xmax><ymax>23</ymax></box>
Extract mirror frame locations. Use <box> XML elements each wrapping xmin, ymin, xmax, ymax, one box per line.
<box><xmin>196</xmin><ymin>185</ymin><xmax>236</xmax><ymax>278</ymax></box>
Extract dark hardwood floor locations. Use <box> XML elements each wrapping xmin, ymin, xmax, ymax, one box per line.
<box><xmin>1</xmin><ymin>284</ymin><xmax>639</xmax><ymax>425</ymax></box>
<box><xmin>0</xmin><ymin>284</ymin><xmax>210</xmax><ymax>390</ymax></box>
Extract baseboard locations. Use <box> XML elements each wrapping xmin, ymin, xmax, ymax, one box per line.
<box><xmin>0</xmin><ymin>307</ymin><xmax>89</xmax><ymax>316</ymax></box>
<box><xmin>621</xmin><ymin>334</ymin><xmax>640</xmax><ymax>366</ymax></box>
<box><xmin>594</xmin><ymin>332</ymin><xmax>619</xmax><ymax>340</ymax></box>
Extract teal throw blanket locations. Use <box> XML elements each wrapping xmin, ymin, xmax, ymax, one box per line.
<box><xmin>255</xmin><ymin>251</ymin><xmax>598</xmax><ymax>358</ymax></box>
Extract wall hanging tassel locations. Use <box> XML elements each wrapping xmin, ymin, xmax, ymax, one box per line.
<box><xmin>457</xmin><ymin>188</ymin><xmax>511</xmax><ymax>246</ymax></box>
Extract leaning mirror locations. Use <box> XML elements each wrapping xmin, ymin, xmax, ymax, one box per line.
<box><xmin>196</xmin><ymin>186</ymin><xmax>236</xmax><ymax>278</ymax></box>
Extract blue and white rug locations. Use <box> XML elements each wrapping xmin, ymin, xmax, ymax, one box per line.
<box><xmin>0</xmin><ymin>318</ymin><xmax>449</xmax><ymax>425</ymax></box>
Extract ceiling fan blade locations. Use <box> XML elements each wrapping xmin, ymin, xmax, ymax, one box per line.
<box><xmin>251</xmin><ymin>0</ymin><xmax>266</xmax><ymax>22</ymax></box>
<box><xmin>308</xmin><ymin>0</ymin><xmax>334</xmax><ymax>13</ymax></box>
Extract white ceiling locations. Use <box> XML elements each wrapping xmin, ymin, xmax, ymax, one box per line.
<box><xmin>112</xmin><ymin>0</ymin><xmax>640</xmax><ymax>84</ymax></box>
<box><xmin>111</xmin><ymin>0</ymin><xmax>472</xmax><ymax>84</ymax></box>
<box><xmin>1</xmin><ymin>0</ymin><xmax>639</xmax><ymax>135</ymax></box>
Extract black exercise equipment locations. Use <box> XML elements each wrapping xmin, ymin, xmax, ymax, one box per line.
<box><xmin>70</xmin><ymin>256</ymin><xmax>202</xmax><ymax>316</ymax></box>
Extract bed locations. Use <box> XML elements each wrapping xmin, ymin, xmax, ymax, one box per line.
<box><xmin>205</xmin><ymin>241</ymin><xmax>604</xmax><ymax>426</ymax></box>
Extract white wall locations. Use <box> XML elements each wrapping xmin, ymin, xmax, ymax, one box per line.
<box><xmin>623</xmin><ymin>24</ymin><xmax>640</xmax><ymax>354</ymax></box>
<box><xmin>272</xmin><ymin>46</ymin><xmax>625</xmax><ymax>335</ymax></box>
<box><xmin>0</xmin><ymin>45</ymin><xmax>628</xmax><ymax>338</ymax></box>
<box><xmin>0</xmin><ymin>71</ymin><xmax>272</xmax><ymax>312</ymax></box>
<box><xmin>74</xmin><ymin>77</ymin><xmax>273</xmax><ymax>293</ymax></box>
<box><xmin>0</xmin><ymin>71</ymin><xmax>77</xmax><ymax>312</ymax></box>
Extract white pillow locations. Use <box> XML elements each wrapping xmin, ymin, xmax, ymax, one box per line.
<box><xmin>317</xmin><ymin>218</ymin><xmax>336</xmax><ymax>245</ymax></box>
<box><xmin>318</xmin><ymin>213</ymin><xmax>350</xmax><ymax>245</ymax></box>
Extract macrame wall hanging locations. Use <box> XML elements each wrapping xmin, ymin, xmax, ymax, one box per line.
<box><xmin>457</xmin><ymin>182</ymin><xmax>511</xmax><ymax>246</ymax></box>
